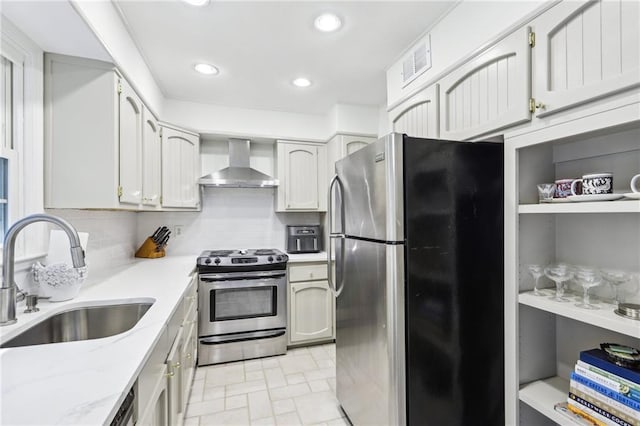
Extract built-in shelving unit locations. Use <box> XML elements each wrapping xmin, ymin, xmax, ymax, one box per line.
<box><xmin>518</xmin><ymin>200</ymin><xmax>640</xmax><ymax>214</ymax></box>
<box><xmin>519</xmin><ymin>376</ymin><xmax>569</xmax><ymax>425</ymax></box>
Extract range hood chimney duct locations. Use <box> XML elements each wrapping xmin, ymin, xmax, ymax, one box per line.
<box><xmin>198</xmin><ymin>138</ymin><xmax>279</xmax><ymax>188</ymax></box>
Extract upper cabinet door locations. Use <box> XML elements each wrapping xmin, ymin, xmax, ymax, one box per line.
<box><xmin>119</xmin><ymin>79</ymin><xmax>143</xmax><ymax>205</ymax></box>
<box><xmin>161</xmin><ymin>126</ymin><xmax>200</xmax><ymax>209</ymax></box>
<box><xmin>142</xmin><ymin>108</ymin><xmax>161</xmax><ymax>207</ymax></box>
<box><xmin>390</xmin><ymin>84</ymin><xmax>439</xmax><ymax>139</ymax></box>
<box><xmin>284</xmin><ymin>144</ymin><xmax>319</xmax><ymax>210</ymax></box>
<box><xmin>344</xmin><ymin>136</ymin><xmax>375</xmax><ymax>156</ymax></box>
<box><xmin>439</xmin><ymin>27</ymin><xmax>532</xmax><ymax>141</ymax></box>
<box><xmin>533</xmin><ymin>0</ymin><xmax>640</xmax><ymax>118</ymax></box>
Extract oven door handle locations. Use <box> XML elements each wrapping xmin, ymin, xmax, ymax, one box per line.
<box><xmin>199</xmin><ymin>330</ymin><xmax>286</xmax><ymax>345</ymax></box>
<box><xmin>200</xmin><ymin>271</ymin><xmax>286</xmax><ymax>282</ymax></box>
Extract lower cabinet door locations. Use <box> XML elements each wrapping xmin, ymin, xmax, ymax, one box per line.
<box><xmin>136</xmin><ymin>364</ymin><xmax>169</xmax><ymax>426</ymax></box>
<box><xmin>166</xmin><ymin>327</ymin><xmax>184</xmax><ymax>426</ymax></box>
<box><xmin>289</xmin><ymin>280</ymin><xmax>334</xmax><ymax>344</ymax></box>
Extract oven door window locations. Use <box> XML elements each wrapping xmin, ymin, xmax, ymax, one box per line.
<box><xmin>210</xmin><ymin>286</ymin><xmax>277</xmax><ymax>321</ymax></box>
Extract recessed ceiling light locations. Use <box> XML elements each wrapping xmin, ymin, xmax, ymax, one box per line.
<box><xmin>182</xmin><ymin>0</ymin><xmax>209</xmax><ymax>6</ymax></box>
<box><xmin>314</xmin><ymin>13</ymin><xmax>342</xmax><ymax>32</ymax></box>
<box><xmin>194</xmin><ymin>63</ymin><xmax>219</xmax><ymax>75</ymax></box>
<box><xmin>292</xmin><ymin>78</ymin><xmax>311</xmax><ymax>88</ymax></box>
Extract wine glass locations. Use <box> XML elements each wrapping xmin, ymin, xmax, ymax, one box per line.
<box><xmin>544</xmin><ymin>264</ymin><xmax>573</xmax><ymax>302</ymax></box>
<box><xmin>600</xmin><ymin>269</ymin><xmax>631</xmax><ymax>307</ymax></box>
<box><xmin>573</xmin><ymin>268</ymin><xmax>602</xmax><ymax>310</ymax></box>
<box><xmin>527</xmin><ymin>264</ymin><xmax>546</xmax><ymax>296</ymax></box>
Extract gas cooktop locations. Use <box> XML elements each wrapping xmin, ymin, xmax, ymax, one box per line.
<box><xmin>196</xmin><ymin>248</ymin><xmax>288</xmax><ymax>271</ymax></box>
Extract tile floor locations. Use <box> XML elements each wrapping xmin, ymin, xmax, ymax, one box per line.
<box><xmin>186</xmin><ymin>343</ymin><xmax>349</xmax><ymax>426</ymax></box>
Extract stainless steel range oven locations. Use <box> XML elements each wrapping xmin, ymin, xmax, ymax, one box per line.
<box><xmin>196</xmin><ymin>249</ymin><xmax>288</xmax><ymax>366</ymax></box>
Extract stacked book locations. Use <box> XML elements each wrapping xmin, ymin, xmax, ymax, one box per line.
<box><xmin>565</xmin><ymin>348</ymin><xmax>640</xmax><ymax>426</ymax></box>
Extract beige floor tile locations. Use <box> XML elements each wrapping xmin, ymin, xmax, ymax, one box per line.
<box><xmin>251</xmin><ymin>417</ymin><xmax>276</xmax><ymax>426</ymax></box>
<box><xmin>269</xmin><ymin>383</ymin><xmax>311</xmax><ymax>401</ymax></box>
<box><xmin>203</xmin><ymin>385</ymin><xmax>225</xmax><ymax>401</ymax></box>
<box><xmin>285</xmin><ymin>347</ymin><xmax>310</xmax><ymax>357</ymax></box>
<box><xmin>186</xmin><ymin>398</ymin><xmax>225</xmax><ymax>418</ymax></box>
<box><xmin>279</xmin><ymin>354</ymin><xmax>318</xmax><ymax>375</ymax></box>
<box><xmin>246</xmin><ymin>370</ymin><xmax>265</xmax><ymax>381</ymax></box>
<box><xmin>271</xmin><ymin>398</ymin><xmax>296</xmax><ymax>415</ymax></box>
<box><xmin>206</xmin><ymin>363</ymin><xmax>245</xmax><ymax>386</ymax></box>
<box><xmin>308</xmin><ymin>379</ymin><xmax>330</xmax><ymax>393</ymax></box>
<box><xmin>189</xmin><ymin>379</ymin><xmax>205</xmax><ymax>403</ymax></box>
<box><xmin>308</xmin><ymin>345</ymin><xmax>331</xmax><ymax>362</ymax></box>
<box><xmin>195</xmin><ymin>368</ymin><xmax>207</xmax><ymax>380</ymax></box>
<box><xmin>293</xmin><ymin>391</ymin><xmax>342</xmax><ymax>424</ymax></box>
<box><xmin>316</xmin><ymin>359</ymin><xmax>335</xmax><ymax>369</ymax></box>
<box><xmin>303</xmin><ymin>367</ymin><xmax>334</xmax><ymax>382</ymax></box>
<box><xmin>275</xmin><ymin>411</ymin><xmax>303</xmax><ymax>426</ymax></box>
<box><xmin>261</xmin><ymin>357</ymin><xmax>282</xmax><ymax>369</ymax></box>
<box><xmin>244</xmin><ymin>359</ymin><xmax>263</xmax><ymax>372</ymax></box>
<box><xmin>226</xmin><ymin>379</ymin><xmax>268</xmax><ymax>397</ymax></box>
<box><xmin>225</xmin><ymin>394</ymin><xmax>247</xmax><ymax>410</ymax></box>
<box><xmin>264</xmin><ymin>367</ymin><xmax>287</xmax><ymax>389</ymax></box>
<box><xmin>248</xmin><ymin>390</ymin><xmax>273</xmax><ymax>420</ymax></box>
<box><xmin>326</xmin><ymin>417</ymin><xmax>349</xmax><ymax>426</ymax></box>
<box><xmin>184</xmin><ymin>416</ymin><xmax>200</xmax><ymax>426</ymax></box>
<box><xmin>326</xmin><ymin>378</ymin><xmax>336</xmax><ymax>392</ymax></box>
<box><xmin>285</xmin><ymin>373</ymin><xmax>306</xmax><ymax>385</ymax></box>
<box><xmin>200</xmin><ymin>407</ymin><xmax>250</xmax><ymax>426</ymax></box>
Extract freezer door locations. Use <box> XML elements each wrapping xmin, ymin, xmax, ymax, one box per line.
<box><xmin>335</xmin><ymin>133</ymin><xmax>404</xmax><ymax>242</ymax></box>
<box><xmin>336</xmin><ymin>237</ymin><xmax>405</xmax><ymax>426</ymax></box>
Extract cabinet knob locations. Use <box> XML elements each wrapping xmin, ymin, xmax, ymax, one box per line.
<box><xmin>186</xmin><ymin>353</ymin><xmax>192</xmax><ymax>359</ymax></box>
<box><xmin>535</xmin><ymin>102</ymin><xmax>545</xmax><ymax>110</ymax></box>
<box><xmin>174</xmin><ymin>362</ymin><xmax>181</xmax><ymax>369</ymax></box>
<box><xmin>165</xmin><ymin>371</ymin><xmax>174</xmax><ymax>378</ymax></box>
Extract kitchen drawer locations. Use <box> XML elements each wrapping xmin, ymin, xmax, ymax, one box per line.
<box><xmin>289</xmin><ymin>262</ymin><xmax>328</xmax><ymax>282</ymax></box>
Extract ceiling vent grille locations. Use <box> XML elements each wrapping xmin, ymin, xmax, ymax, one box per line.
<box><xmin>401</xmin><ymin>35</ymin><xmax>432</xmax><ymax>87</ymax></box>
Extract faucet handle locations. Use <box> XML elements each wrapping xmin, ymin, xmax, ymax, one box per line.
<box><xmin>24</xmin><ymin>294</ymin><xmax>39</xmax><ymax>313</ymax></box>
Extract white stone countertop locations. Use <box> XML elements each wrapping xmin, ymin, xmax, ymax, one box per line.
<box><xmin>0</xmin><ymin>256</ymin><xmax>196</xmax><ymax>425</ymax></box>
<box><xmin>285</xmin><ymin>252</ymin><xmax>329</xmax><ymax>263</ymax></box>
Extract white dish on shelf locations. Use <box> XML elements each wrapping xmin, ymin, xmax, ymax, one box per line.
<box><xmin>540</xmin><ymin>198</ymin><xmax>572</xmax><ymax>203</ymax></box>
<box><xmin>622</xmin><ymin>192</ymin><xmax>640</xmax><ymax>200</ymax></box>
<box><xmin>565</xmin><ymin>193</ymin><xmax>624</xmax><ymax>202</ymax></box>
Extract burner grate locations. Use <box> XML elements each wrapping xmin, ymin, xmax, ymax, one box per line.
<box><xmin>206</xmin><ymin>250</ymin><xmax>234</xmax><ymax>257</ymax></box>
<box><xmin>254</xmin><ymin>249</ymin><xmax>276</xmax><ymax>255</ymax></box>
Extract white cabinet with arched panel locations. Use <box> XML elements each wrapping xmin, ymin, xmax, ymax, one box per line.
<box><xmin>160</xmin><ymin>124</ymin><xmax>200</xmax><ymax>209</ymax></box>
<box><xmin>276</xmin><ymin>140</ymin><xmax>327</xmax><ymax>212</ymax></box>
<box><xmin>118</xmin><ymin>78</ymin><xmax>143</xmax><ymax>206</ymax></box>
<box><xmin>389</xmin><ymin>84</ymin><xmax>439</xmax><ymax>138</ymax></box>
<box><xmin>142</xmin><ymin>108</ymin><xmax>161</xmax><ymax>208</ymax></box>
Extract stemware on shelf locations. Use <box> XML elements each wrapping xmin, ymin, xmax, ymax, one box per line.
<box><xmin>573</xmin><ymin>267</ymin><xmax>602</xmax><ymax>310</ymax></box>
<box><xmin>544</xmin><ymin>263</ymin><xmax>574</xmax><ymax>302</ymax></box>
<box><xmin>600</xmin><ymin>269</ymin><xmax>632</xmax><ymax>307</ymax></box>
<box><xmin>527</xmin><ymin>264</ymin><xmax>546</xmax><ymax>296</ymax></box>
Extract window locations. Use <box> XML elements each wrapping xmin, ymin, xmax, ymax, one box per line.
<box><xmin>0</xmin><ymin>55</ymin><xmax>14</xmax><ymax>236</ymax></box>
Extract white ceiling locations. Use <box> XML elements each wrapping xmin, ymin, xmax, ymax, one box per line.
<box><xmin>114</xmin><ymin>1</ymin><xmax>456</xmax><ymax>115</ymax></box>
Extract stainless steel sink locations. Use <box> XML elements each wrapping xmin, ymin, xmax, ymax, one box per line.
<box><xmin>0</xmin><ymin>302</ymin><xmax>153</xmax><ymax>348</ymax></box>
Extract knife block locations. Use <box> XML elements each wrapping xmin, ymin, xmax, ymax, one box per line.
<box><xmin>135</xmin><ymin>237</ymin><xmax>166</xmax><ymax>259</ymax></box>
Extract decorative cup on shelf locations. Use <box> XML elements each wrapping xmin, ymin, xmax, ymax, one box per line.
<box><xmin>32</xmin><ymin>262</ymin><xmax>88</xmax><ymax>302</ymax></box>
<box><xmin>554</xmin><ymin>179</ymin><xmax>578</xmax><ymax>198</ymax></box>
<box><xmin>631</xmin><ymin>174</ymin><xmax>640</xmax><ymax>193</ymax></box>
<box><xmin>571</xmin><ymin>172</ymin><xmax>613</xmax><ymax>196</ymax></box>
<box><xmin>537</xmin><ymin>183</ymin><xmax>556</xmax><ymax>203</ymax></box>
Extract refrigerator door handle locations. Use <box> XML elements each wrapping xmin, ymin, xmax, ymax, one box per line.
<box><xmin>328</xmin><ymin>174</ymin><xmax>345</xmax><ymax>297</ymax></box>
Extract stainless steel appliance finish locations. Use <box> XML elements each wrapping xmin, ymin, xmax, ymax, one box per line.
<box><xmin>197</xmin><ymin>248</ymin><xmax>288</xmax><ymax>366</ymax></box>
<box><xmin>198</xmin><ymin>139</ymin><xmax>279</xmax><ymax>188</ymax></box>
<box><xmin>0</xmin><ymin>302</ymin><xmax>153</xmax><ymax>348</ymax></box>
<box><xmin>329</xmin><ymin>133</ymin><xmax>504</xmax><ymax>426</ymax></box>
<box><xmin>286</xmin><ymin>225</ymin><xmax>322</xmax><ymax>254</ymax></box>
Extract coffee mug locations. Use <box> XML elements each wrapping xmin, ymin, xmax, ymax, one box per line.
<box><xmin>555</xmin><ymin>178</ymin><xmax>579</xmax><ymax>198</ymax></box>
<box><xmin>571</xmin><ymin>172</ymin><xmax>613</xmax><ymax>196</ymax></box>
<box><xmin>631</xmin><ymin>174</ymin><xmax>640</xmax><ymax>193</ymax></box>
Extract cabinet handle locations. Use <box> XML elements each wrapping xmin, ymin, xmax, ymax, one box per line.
<box><xmin>165</xmin><ymin>371</ymin><xmax>174</xmax><ymax>378</ymax></box>
<box><xmin>186</xmin><ymin>353</ymin><xmax>192</xmax><ymax>359</ymax></box>
<box><xmin>174</xmin><ymin>362</ymin><xmax>181</xmax><ymax>369</ymax></box>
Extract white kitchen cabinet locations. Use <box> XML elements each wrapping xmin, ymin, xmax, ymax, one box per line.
<box><xmin>276</xmin><ymin>140</ymin><xmax>327</xmax><ymax>212</ymax></box>
<box><xmin>439</xmin><ymin>26</ymin><xmax>532</xmax><ymax>141</ymax></box>
<box><xmin>142</xmin><ymin>108</ymin><xmax>161</xmax><ymax>208</ymax></box>
<box><xmin>327</xmin><ymin>134</ymin><xmax>376</xmax><ymax>175</ymax></box>
<box><xmin>531</xmin><ymin>0</ymin><xmax>640</xmax><ymax>119</ymax></box>
<box><xmin>160</xmin><ymin>124</ymin><xmax>200</xmax><ymax>209</ymax></box>
<box><xmin>288</xmin><ymin>262</ymin><xmax>334</xmax><ymax>346</ymax></box>
<box><xmin>389</xmin><ymin>84</ymin><xmax>439</xmax><ymax>138</ymax></box>
<box><xmin>504</xmin><ymin>118</ymin><xmax>640</xmax><ymax>424</ymax></box>
<box><xmin>118</xmin><ymin>78</ymin><xmax>144</xmax><ymax>206</ymax></box>
<box><xmin>166</xmin><ymin>327</ymin><xmax>184</xmax><ymax>426</ymax></box>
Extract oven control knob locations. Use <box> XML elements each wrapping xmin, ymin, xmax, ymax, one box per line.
<box><xmin>268</xmin><ymin>256</ymin><xmax>273</xmax><ymax>262</ymax></box>
<box><xmin>276</xmin><ymin>256</ymin><xmax>282</xmax><ymax>261</ymax></box>
<box><xmin>205</xmin><ymin>258</ymin><xmax>212</xmax><ymax>265</ymax></box>
<box><xmin>214</xmin><ymin>257</ymin><xmax>221</xmax><ymax>264</ymax></box>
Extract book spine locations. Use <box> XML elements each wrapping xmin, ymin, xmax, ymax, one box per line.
<box><xmin>630</xmin><ymin>390</ymin><xmax>640</xmax><ymax>403</ymax></box>
<box><xmin>577</xmin><ymin>361</ymin><xmax>640</xmax><ymax>395</ymax></box>
<box><xmin>578</xmin><ymin>364</ymin><xmax>628</xmax><ymax>394</ymax></box>
<box><xmin>567</xmin><ymin>399</ymin><xmax>618</xmax><ymax>426</ymax></box>
<box><xmin>571</xmin><ymin>383</ymin><xmax>640</xmax><ymax>424</ymax></box>
<box><xmin>580</xmin><ymin>352</ymin><xmax>640</xmax><ymax>385</ymax></box>
<box><xmin>569</xmin><ymin>394</ymin><xmax>634</xmax><ymax>426</ymax></box>
<box><xmin>572</xmin><ymin>373</ymin><xmax>640</xmax><ymax>412</ymax></box>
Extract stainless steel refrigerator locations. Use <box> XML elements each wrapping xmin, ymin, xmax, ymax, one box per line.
<box><xmin>327</xmin><ymin>133</ymin><xmax>504</xmax><ymax>426</ymax></box>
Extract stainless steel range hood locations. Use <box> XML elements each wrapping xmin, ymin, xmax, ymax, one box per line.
<box><xmin>198</xmin><ymin>138</ymin><xmax>279</xmax><ymax>188</ymax></box>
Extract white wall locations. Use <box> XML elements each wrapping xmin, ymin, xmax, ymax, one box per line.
<box><xmin>386</xmin><ymin>0</ymin><xmax>546</xmax><ymax>108</ymax></box>
<box><xmin>328</xmin><ymin>104</ymin><xmax>379</xmax><ymax>137</ymax></box>
<box><xmin>136</xmin><ymin>188</ymin><xmax>322</xmax><ymax>255</ymax></box>
<box><xmin>69</xmin><ymin>0</ymin><xmax>164</xmax><ymax>117</ymax></box>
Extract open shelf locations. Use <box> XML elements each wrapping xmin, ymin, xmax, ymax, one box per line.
<box><xmin>519</xmin><ymin>376</ymin><xmax>570</xmax><ymax>425</ymax></box>
<box><xmin>518</xmin><ymin>200</ymin><xmax>640</xmax><ymax>214</ymax></box>
<box><xmin>519</xmin><ymin>292</ymin><xmax>640</xmax><ymax>338</ymax></box>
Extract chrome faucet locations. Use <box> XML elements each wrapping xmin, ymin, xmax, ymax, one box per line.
<box><xmin>0</xmin><ymin>213</ymin><xmax>86</xmax><ymax>326</ymax></box>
